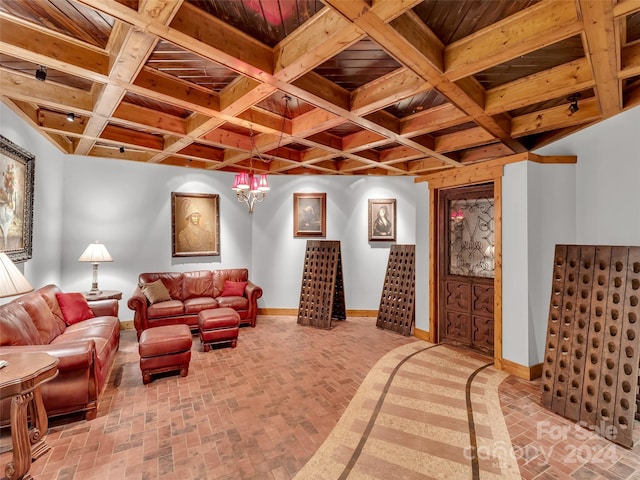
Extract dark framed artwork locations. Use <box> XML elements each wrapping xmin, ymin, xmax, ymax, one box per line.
<box><xmin>0</xmin><ymin>135</ymin><xmax>35</xmax><ymax>262</ymax></box>
<box><xmin>171</xmin><ymin>192</ymin><xmax>220</xmax><ymax>256</ymax></box>
<box><xmin>368</xmin><ymin>198</ymin><xmax>396</xmax><ymax>241</ymax></box>
<box><xmin>293</xmin><ymin>192</ymin><xmax>326</xmax><ymax>237</ymax></box>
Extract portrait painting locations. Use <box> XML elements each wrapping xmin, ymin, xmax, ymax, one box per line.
<box><xmin>0</xmin><ymin>135</ymin><xmax>35</xmax><ymax>262</ymax></box>
<box><xmin>368</xmin><ymin>198</ymin><xmax>396</xmax><ymax>241</ymax></box>
<box><xmin>171</xmin><ymin>192</ymin><xmax>220</xmax><ymax>256</ymax></box>
<box><xmin>293</xmin><ymin>193</ymin><xmax>326</xmax><ymax>237</ymax></box>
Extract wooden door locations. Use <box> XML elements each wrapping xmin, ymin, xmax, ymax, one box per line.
<box><xmin>438</xmin><ymin>184</ymin><xmax>495</xmax><ymax>355</ymax></box>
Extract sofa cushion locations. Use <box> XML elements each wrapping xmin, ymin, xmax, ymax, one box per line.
<box><xmin>147</xmin><ymin>300</ymin><xmax>184</xmax><ymax>319</ymax></box>
<box><xmin>18</xmin><ymin>291</ymin><xmax>65</xmax><ymax>343</ymax></box>
<box><xmin>212</xmin><ymin>269</ymin><xmax>248</xmax><ymax>297</ymax></box>
<box><xmin>220</xmin><ymin>280</ymin><xmax>247</xmax><ymax>297</ymax></box>
<box><xmin>140</xmin><ymin>279</ymin><xmax>172</xmax><ymax>305</ymax></box>
<box><xmin>216</xmin><ymin>296</ymin><xmax>249</xmax><ymax>310</ymax></box>
<box><xmin>183</xmin><ymin>270</ymin><xmax>213</xmax><ymax>300</ymax></box>
<box><xmin>0</xmin><ymin>302</ymin><xmax>43</xmax><ymax>346</ymax></box>
<box><xmin>184</xmin><ymin>297</ymin><xmax>218</xmax><ymax>314</ymax></box>
<box><xmin>56</xmin><ymin>293</ymin><xmax>96</xmax><ymax>325</ymax></box>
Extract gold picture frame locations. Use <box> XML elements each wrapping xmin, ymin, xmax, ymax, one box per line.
<box><xmin>293</xmin><ymin>192</ymin><xmax>326</xmax><ymax>237</ymax></box>
<box><xmin>171</xmin><ymin>192</ymin><xmax>220</xmax><ymax>256</ymax></box>
<box><xmin>0</xmin><ymin>135</ymin><xmax>35</xmax><ymax>262</ymax></box>
<box><xmin>368</xmin><ymin>198</ymin><xmax>396</xmax><ymax>241</ymax></box>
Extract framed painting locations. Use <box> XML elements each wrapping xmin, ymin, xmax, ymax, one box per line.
<box><xmin>293</xmin><ymin>192</ymin><xmax>326</xmax><ymax>237</ymax></box>
<box><xmin>171</xmin><ymin>192</ymin><xmax>220</xmax><ymax>256</ymax></box>
<box><xmin>368</xmin><ymin>198</ymin><xmax>396</xmax><ymax>241</ymax></box>
<box><xmin>0</xmin><ymin>135</ymin><xmax>35</xmax><ymax>262</ymax></box>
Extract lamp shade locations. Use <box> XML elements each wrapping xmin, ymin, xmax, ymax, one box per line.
<box><xmin>78</xmin><ymin>242</ymin><xmax>113</xmax><ymax>263</ymax></box>
<box><xmin>0</xmin><ymin>252</ymin><xmax>33</xmax><ymax>298</ymax></box>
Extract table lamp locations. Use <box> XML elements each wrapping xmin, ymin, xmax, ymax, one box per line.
<box><xmin>0</xmin><ymin>251</ymin><xmax>34</xmax><ymax>298</ymax></box>
<box><xmin>78</xmin><ymin>241</ymin><xmax>113</xmax><ymax>295</ymax></box>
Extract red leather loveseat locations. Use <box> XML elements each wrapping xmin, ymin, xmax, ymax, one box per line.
<box><xmin>0</xmin><ymin>284</ymin><xmax>120</xmax><ymax>422</ymax></box>
<box><xmin>127</xmin><ymin>269</ymin><xmax>262</xmax><ymax>339</ymax></box>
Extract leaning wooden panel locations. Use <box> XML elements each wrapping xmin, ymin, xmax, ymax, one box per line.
<box><xmin>564</xmin><ymin>246</ymin><xmax>595</xmax><ymax>422</ymax></box>
<box><xmin>596</xmin><ymin>247</ymin><xmax>629</xmax><ymax>446</ymax></box>
<box><xmin>376</xmin><ymin>245</ymin><xmax>416</xmax><ymax>336</ymax></box>
<box><xmin>541</xmin><ymin>245</ymin><xmax>568</xmax><ymax>410</ymax></box>
<box><xmin>550</xmin><ymin>245</ymin><xmax>581</xmax><ymax>417</ymax></box>
<box><xmin>579</xmin><ymin>246</ymin><xmax>612</xmax><ymax>428</ymax></box>
<box><xmin>297</xmin><ymin>240</ymin><xmax>345</xmax><ymax>329</ymax></box>
<box><xmin>612</xmin><ymin>247</ymin><xmax>640</xmax><ymax>448</ymax></box>
<box><xmin>543</xmin><ymin>244</ymin><xmax>640</xmax><ymax>448</ymax></box>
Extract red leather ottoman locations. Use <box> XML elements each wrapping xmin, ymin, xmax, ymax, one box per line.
<box><xmin>139</xmin><ymin>324</ymin><xmax>192</xmax><ymax>384</ymax></box>
<box><xmin>198</xmin><ymin>308</ymin><xmax>240</xmax><ymax>351</ymax></box>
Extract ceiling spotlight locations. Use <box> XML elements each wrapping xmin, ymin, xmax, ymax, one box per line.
<box><xmin>119</xmin><ymin>146</ymin><xmax>125</xmax><ymax>154</ymax></box>
<box><xmin>35</xmin><ymin>65</ymin><xmax>47</xmax><ymax>81</ymax></box>
<box><xmin>568</xmin><ymin>94</ymin><xmax>580</xmax><ymax>115</ymax></box>
<box><xmin>66</xmin><ymin>112</ymin><xmax>75</xmax><ymax>122</ymax></box>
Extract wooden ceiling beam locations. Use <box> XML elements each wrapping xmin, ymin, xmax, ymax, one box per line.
<box><xmin>75</xmin><ymin>0</ymin><xmax>184</xmax><ymax>155</ymax></box>
<box><xmin>445</xmin><ymin>0</ymin><xmax>583</xmax><ymax>80</ymax></box>
<box><xmin>578</xmin><ymin>0</ymin><xmax>621</xmax><ymax>118</ymax></box>
<box><xmin>485</xmin><ymin>58</ymin><xmax>595</xmax><ymax>115</ymax></box>
<box><xmin>0</xmin><ymin>14</ymin><xmax>109</xmax><ymax>80</ymax></box>
<box><xmin>511</xmin><ymin>97</ymin><xmax>601</xmax><ymax>137</ymax></box>
<box><xmin>400</xmin><ymin>103</ymin><xmax>469</xmax><ymax>137</ymax></box>
<box><xmin>350</xmin><ymin>68</ymin><xmax>431</xmax><ymax>115</ymax></box>
<box><xmin>620</xmin><ymin>42</ymin><xmax>640</xmax><ymax>80</ymax></box>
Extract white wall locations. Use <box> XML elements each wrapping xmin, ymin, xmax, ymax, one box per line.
<box><xmin>2</xmin><ymin>103</ymin><xmax>424</xmax><ymax>318</ymax></box>
<box><xmin>0</xmin><ymin>105</ymin><xmax>64</xmax><ymax>296</ymax></box>
<box><xmin>536</xmin><ymin>106</ymin><xmax>640</xmax><ymax>245</ymax></box>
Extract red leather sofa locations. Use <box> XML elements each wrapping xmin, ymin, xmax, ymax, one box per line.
<box><xmin>127</xmin><ymin>269</ymin><xmax>262</xmax><ymax>339</ymax></box>
<box><xmin>0</xmin><ymin>284</ymin><xmax>120</xmax><ymax>422</ymax></box>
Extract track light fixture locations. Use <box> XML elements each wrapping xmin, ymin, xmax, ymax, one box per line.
<box><xmin>119</xmin><ymin>146</ymin><xmax>125</xmax><ymax>154</ymax></box>
<box><xmin>66</xmin><ymin>112</ymin><xmax>75</xmax><ymax>122</ymax></box>
<box><xmin>568</xmin><ymin>94</ymin><xmax>580</xmax><ymax>115</ymax></box>
<box><xmin>35</xmin><ymin>65</ymin><xmax>47</xmax><ymax>81</ymax></box>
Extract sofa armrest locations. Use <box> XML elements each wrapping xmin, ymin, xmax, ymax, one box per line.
<box><xmin>128</xmin><ymin>288</ymin><xmax>149</xmax><ymax>338</ymax></box>
<box><xmin>88</xmin><ymin>298</ymin><xmax>118</xmax><ymax>317</ymax></box>
<box><xmin>244</xmin><ymin>281</ymin><xmax>263</xmax><ymax>302</ymax></box>
<box><xmin>1</xmin><ymin>341</ymin><xmax>95</xmax><ymax>372</ymax></box>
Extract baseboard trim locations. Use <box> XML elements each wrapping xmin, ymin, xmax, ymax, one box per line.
<box><xmin>413</xmin><ymin>327</ymin><xmax>433</xmax><ymax>343</ymax></box>
<box><xmin>497</xmin><ymin>358</ymin><xmax>542</xmax><ymax>380</ymax></box>
<box><xmin>257</xmin><ymin>308</ymin><xmax>378</xmax><ymax>317</ymax></box>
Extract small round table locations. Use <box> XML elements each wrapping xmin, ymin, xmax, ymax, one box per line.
<box><xmin>0</xmin><ymin>352</ymin><xmax>58</xmax><ymax>480</ymax></box>
<box><xmin>83</xmin><ymin>290</ymin><xmax>122</xmax><ymax>301</ymax></box>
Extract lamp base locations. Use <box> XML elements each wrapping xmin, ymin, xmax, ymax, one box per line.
<box><xmin>87</xmin><ymin>281</ymin><xmax>102</xmax><ymax>296</ymax></box>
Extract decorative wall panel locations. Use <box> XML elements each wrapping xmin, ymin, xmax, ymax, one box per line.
<box><xmin>541</xmin><ymin>245</ymin><xmax>640</xmax><ymax>448</ymax></box>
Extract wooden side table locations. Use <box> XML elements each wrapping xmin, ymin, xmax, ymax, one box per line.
<box><xmin>0</xmin><ymin>352</ymin><xmax>58</xmax><ymax>480</ymax></box>
<box><xmin>83</xmin><ymin>290</ymin><xmax>122</xmax><ymax>302</ymax></box>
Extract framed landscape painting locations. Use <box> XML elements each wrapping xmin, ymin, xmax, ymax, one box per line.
<box><xmin>171</xmin><ymin>192</ymin><xmax>220</xmax><ymax>257</ymax></box>
<box><xmin>0</xmin><ymin>135</ymin><xmax>35</xmax><ymax>262</ymax></box>
<box><xmin>293</xmin><ymin>192</ymin><xmax>326</xmax><ymax>237</ymax></box>
<box><xmin>368</xmin><ymin>198</ymin><xmax>396</xmax><ymax>241</ymax></box>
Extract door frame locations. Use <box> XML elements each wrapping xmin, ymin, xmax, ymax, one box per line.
<box><xmin>427</xmin><ymin>164</ymin><xmax>504</xmax><ymax>368</ymax></box>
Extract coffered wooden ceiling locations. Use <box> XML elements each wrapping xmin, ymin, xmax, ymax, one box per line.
<box><xmin>1</xmin><ymin>0</ymin><xmax>639</xmax><ymax>176</ymax></box>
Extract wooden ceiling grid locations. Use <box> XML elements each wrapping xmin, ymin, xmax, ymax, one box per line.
<box><xmin>0</xmin><ymin>0</ymin><xmax>639</xmax><ymax>176</ymax></box>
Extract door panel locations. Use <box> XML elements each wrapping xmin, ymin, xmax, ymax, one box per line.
<box><xmin>438</xmin><ymin>183</ymin><xmax>495</xmax><ymax>355</ymax></box>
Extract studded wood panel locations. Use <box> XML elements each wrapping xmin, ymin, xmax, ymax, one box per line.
<box><xmin>297</xmin><ymin>240</ymin><xmax>346</xmax><ymax>329</ymax></box>
<box><xmin>376</xmin><ymin>245</ymin><xmax>415</xmax><ymax>336</ymax></box>
<box><xmin>541</xmin><ymin>245</ymin><xmax>640</xmax><ymax>448</ymax></box>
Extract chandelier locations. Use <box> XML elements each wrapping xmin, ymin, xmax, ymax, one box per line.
<box><xmin>232</xmin><ymin>95</ymin><xmax>290</xmax><ymax>214</ymax></box>
<box><xmin>232</xmin><ymin>127</ymin><xmax>271</xmax><ymax>214</ymax></box>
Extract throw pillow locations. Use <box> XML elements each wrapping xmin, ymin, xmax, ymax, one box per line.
<box><xmin>220</xmin><ymin>280</ymin><xmax>247</xmax><ymax>297</ymax></box>
<box><xmin>139</xmin><ymin>279</ymin><xmax>172</xmax><ymax>305</ymax></box>
<box><xmin>55</xmin><ymin>292</ymin><xmax>96</xmax><ymax>326</ymax></box>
